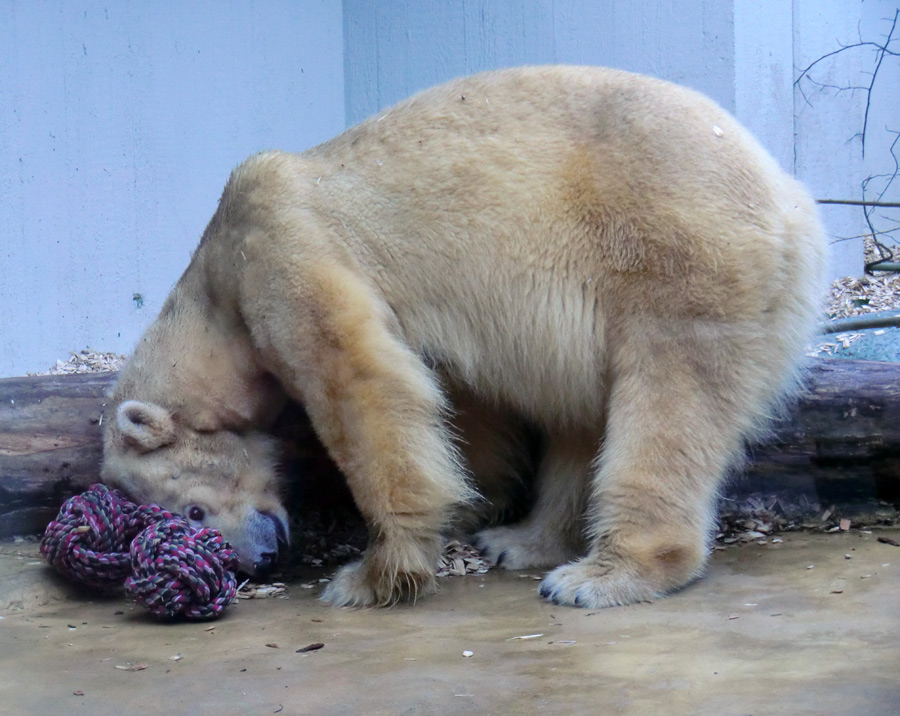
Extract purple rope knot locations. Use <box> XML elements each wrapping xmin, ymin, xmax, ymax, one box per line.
<box><xmin>40</xmin><ymin>484</ymin><xmax>238</xmax><ymax>620</ymax></box>
<box><xmin>40</xmin><ymin>483</ymin><xmax>147</xmax><ymax>589</ymax></box>
<box><xmin>126</xmin><ymin>517</ymin><xmax>238</xmax><ymax>620</ymax></box>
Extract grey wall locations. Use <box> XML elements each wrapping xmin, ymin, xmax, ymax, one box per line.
<box><xmin>344</xmin><ymin>0</ymin><xmax>735</xmax><ymax>125</ymax></box>
<box><xmin>1</xmin><ymin>1</ymin><xmax>345</xmax><ymax>377</ymax></box>
<box><xmin>3</xmin><ymin>1</ymin><xmax>897</xmax><ymax>377</ymax></box>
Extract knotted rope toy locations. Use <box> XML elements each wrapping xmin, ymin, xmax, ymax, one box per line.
<box><xmin>40</xmin><ymin>483</ymin><xmax>238</xmax><ymax>620</ymax></box>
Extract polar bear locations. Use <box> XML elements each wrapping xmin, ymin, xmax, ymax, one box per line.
<box><xmin>101</xmin><ymin>65</ymin><xmax>826</xmax><ymax>609</ymax></box>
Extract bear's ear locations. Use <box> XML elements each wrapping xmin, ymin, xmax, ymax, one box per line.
<box><xmin>116</xmin><ymin>400</ymin><xmax>177</xmax><ymax>453</ymax></box>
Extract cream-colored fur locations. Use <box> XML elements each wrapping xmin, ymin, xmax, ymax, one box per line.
<box><xmin>101</xmin><ymin>66</ymin><xmax>826</xmax><ymax>608</ymax></box>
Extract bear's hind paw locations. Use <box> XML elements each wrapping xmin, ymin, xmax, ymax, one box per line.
<box><xmin>538</xmin><ymin>560</ymin><xmax>665</xmax><ymax>609</ymax></box>
<box><xmin>474</xmin><ymin>524</ymin><xmax>578</xmax><ymax>570</ymax></box>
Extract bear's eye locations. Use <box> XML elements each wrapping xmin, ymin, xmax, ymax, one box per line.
<box><xmin>187</xmin><ymin>505</ymin><xmax>205</xmax><ymax>523</ymax></box>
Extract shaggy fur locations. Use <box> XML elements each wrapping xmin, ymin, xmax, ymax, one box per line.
<box><xmin>101</xmin><ymin>66</ymin><xmax>826</xmax><ymax>608</ymax></box>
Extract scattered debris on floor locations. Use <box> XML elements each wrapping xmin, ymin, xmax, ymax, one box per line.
<box><xmin>437</xmin><ymin>540</ymin><xmax>492</xmax><ymax>577</ymax></box>
<box><xmin>236</xmin><ymin>581</ymin><xmax>288</xmax><ymax>600</ymax></box>
<box><xmin>715</xmin><ymin>492</ymin><xmax>898</xmax><ymax>548</ymax></box>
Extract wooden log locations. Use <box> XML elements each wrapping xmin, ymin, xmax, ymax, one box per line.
<box><xmin>744</xmin><ymin>359</ymin><xmax>900</xmax><ymax>503</ymax></box>
<box><xmin>0</xmin><ymin>373</ymin><xmax>113</xmax><ymax>536</ymax></box>
<box><xmin>1</xmin><ymin>359</ymin><xmax>899</xmax><ymax>537</ymax></box>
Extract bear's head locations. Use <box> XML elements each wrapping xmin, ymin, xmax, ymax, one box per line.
<box><xmin>101</xmin><ymin>400</ymin><xmax>290</xmax><ymax>577</ymax></box>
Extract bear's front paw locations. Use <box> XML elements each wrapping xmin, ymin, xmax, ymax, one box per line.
<box><xmin>319</xmin><ymin>561</ymin><xmax>378</xmax><ymax>607</ymax></box>
<box><xmin>319</xmin><ymin>555</ymin><xmax>439</xmax><ymax>607</ymax></box>
<box><xmin>474</xmin><ymin>524</ymin><xmax>578</xmax><ymax>570</ymax></box>
<box><xmin>538</xmin><ymin>559</ymin><xmax>663</xmax><ymax>609</ymax></box>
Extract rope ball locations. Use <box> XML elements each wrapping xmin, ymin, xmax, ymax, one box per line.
<box><xmin>40</xmin><ymin>483</ymin><xmax>238</xmax><ymax>620</ymax></box>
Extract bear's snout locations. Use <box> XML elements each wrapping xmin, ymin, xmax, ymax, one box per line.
<box><xmin>239</xmin><ymin>509</ymin><xmax>290</xmax><ymax>577</ymax></box>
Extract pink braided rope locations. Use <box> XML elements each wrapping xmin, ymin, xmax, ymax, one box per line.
<box><xmin>40</xmin><ymin>483</ymin><xmax>238</xmax><ymax>620</ymax></box>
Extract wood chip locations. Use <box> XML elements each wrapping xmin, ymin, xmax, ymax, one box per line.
<box><xmin>740</xmin><ymin>531</ymin><xmax>767</xmax><ymax>541</ymax></box>
<box><xmin>296</xmin><ymin>643</ymin><xmax>325</xmax><ymax>653</ymax></box>
<box><xmin>436</xmin><ymin>541</ymin><xmax>491</xmax><ymax>578</ymax></box>
<box><xmin>28</xmin><ymin>349</ymin><xmax>127</xmax><ymax>376</ymax></box>
<box><xmin>239</xmin><ymin>582</ymin><xmax>288</xmax><ymax>598</ymax></box>
<box><xmin>114</xmin><ymin>663</ymin><xmax>147</xmax><ymax>671</ymax></box>
<box><xmin>824</xmin><ymin>272</ymin><xmax>900</xmax><ymax>321</ymax></box>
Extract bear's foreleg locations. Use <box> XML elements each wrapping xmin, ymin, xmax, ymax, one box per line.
<box><xmin>253</xmin><ymin>261</ymin><xmax>473</xmax><ymax>606</ymax></box>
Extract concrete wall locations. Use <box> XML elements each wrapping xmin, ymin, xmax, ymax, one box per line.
<box><xmin>734</xmin><ymin>0</ymin><xmax>794</xmax><ymax>171</ymax></box>
<box><xmin>3</xmin><ymin>1</ymin><xmax>897</xmax><ymax>376</ymax></box>
<box><xmin>344</xmin><ymin>0</ymin><xmax>735</xmax><ymax>126</ymax></box>
<box><xmin>0</xmin><ymin>1</ymin><xmax>345</xmax><ymax>377</ymax></box>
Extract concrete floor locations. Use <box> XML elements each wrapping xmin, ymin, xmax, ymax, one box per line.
<box><xmin>2</xmin><ymin>530</ymin><xmax>899</xmax><ymax>716</ymax></box>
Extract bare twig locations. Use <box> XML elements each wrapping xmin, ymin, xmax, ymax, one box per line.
<box><xmin>796</xmin><ymin>11</ymin><xmax>899</xmax><ymax>268</ymax></box>
<box><xmin>794</xmin><ymin>9</ymin><xmax>899</xmax><ymax>158</ymax></box>
<box><xmin>817</xmin><ymin>199</ymin><xmax>900</xmax><ymax>208</ymax></box>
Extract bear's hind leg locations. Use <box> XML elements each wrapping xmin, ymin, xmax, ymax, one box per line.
<box><xmin>444</xmin><ymin>386</ymin><xmax>534</xmax><ymax>535</ymax></box>
<box><xmin>474</xmin><ymin>429</ymin><xmax>595</xmax><ymax>569</ymax></box>
<box><xmin>539</xmin><ymin>320</ymin><xmax>767</xmax><ymax>608</ymax></box>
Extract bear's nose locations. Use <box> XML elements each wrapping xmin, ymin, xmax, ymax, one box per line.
<box><xmin>253</xmin><ymin>551</ymin><xmax>278</xmax><ymax>576</ymax></box>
